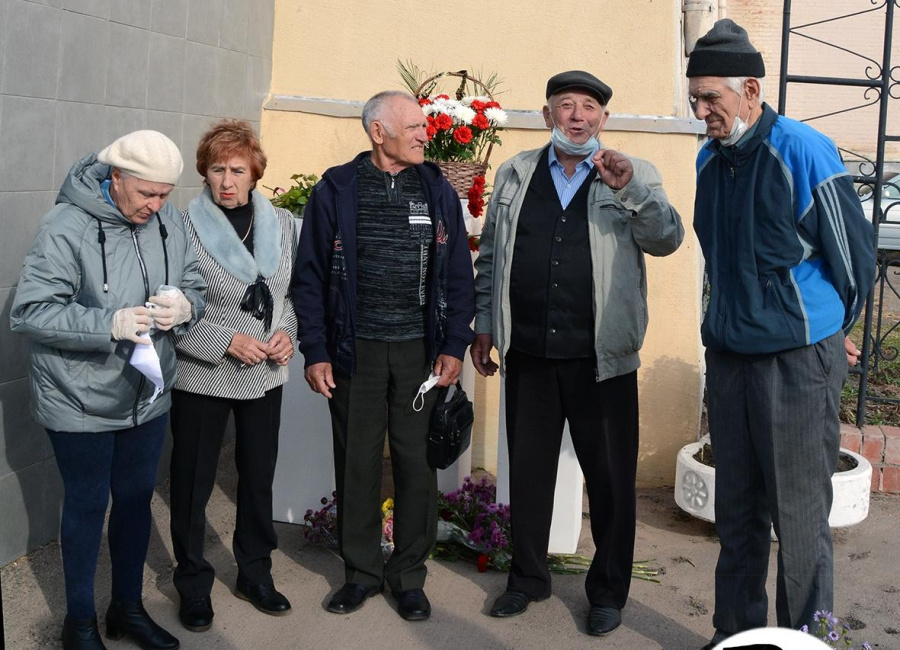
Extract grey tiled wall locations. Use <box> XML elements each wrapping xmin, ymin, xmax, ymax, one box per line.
<box><xmin>0</xmin><ymin>0</ymin><xmax>275</xmax><ymax>566</ymax></box>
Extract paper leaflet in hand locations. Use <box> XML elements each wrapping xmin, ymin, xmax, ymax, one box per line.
<box><xmin>129</xmin><ymin>332</ymin><xmax>164</xmax><ymax>403</ymax></box>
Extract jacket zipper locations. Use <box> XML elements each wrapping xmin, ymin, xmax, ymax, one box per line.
<box><xmin>130</xmin><ymin>225</ymin><xmax>151</xmax><ymax>426</ymax></box>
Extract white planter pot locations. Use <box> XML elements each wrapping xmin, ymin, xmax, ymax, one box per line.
<box><xmin>674</xmin><ymin>436</ymin><xmax>872</xmax><ymax>528</ymax></box>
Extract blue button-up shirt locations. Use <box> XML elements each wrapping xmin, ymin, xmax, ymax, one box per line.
<box><xmin>548</xmin><ymin>145</ymin><xmax>595</xmax><ymax>209</ymax></box>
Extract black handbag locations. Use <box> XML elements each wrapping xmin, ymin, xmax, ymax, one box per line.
<box><xmin>427</xmin><ymin>381</ymin><xmax>474</xmax><ymax>470</ymax></box>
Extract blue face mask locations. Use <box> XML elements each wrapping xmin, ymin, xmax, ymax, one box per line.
<box><xmin>548</xmin><ymin>115</ymin><xmax>601</xmax><ymax>157</ymax></box>
<box><xmin>550</xmin><ymin>128</ymin><xmax>600</xmax><ymax>157</ymax></box>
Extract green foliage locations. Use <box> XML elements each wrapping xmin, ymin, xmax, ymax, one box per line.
<box><xmin>841</xmin><ymin>315</ymin><xmax>900</xmax><ymax>426</ymax></box>
<box><xmin>396</xmin><ymin>59</ymin><xmax>504</xmax><ymax>98</ymax></box>
<box><xmin>264</xmin><ymin>173</ymin><xmax>319</xmax><ymax>216</ymax></box>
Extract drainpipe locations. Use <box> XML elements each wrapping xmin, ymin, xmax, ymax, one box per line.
<box><xmin>684</xmin><ymin>0</ymin><xmax>718</xmax><ymax>55</ymax></box>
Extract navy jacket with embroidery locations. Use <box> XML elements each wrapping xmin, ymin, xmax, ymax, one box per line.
<box><xmin>292</xmin><ymin>152</ymin><xmax>475</xmax><ymax>376</ymax></box>
<box><xmin>694</xmin><ymin>104</ymin><xmax>875</xmax><ymax>354</ymax></box>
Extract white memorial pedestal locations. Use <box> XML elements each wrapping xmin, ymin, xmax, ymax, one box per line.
<box><xmin>495</xmin><ymin>379</ymin><xmax>584</xmax><ymax>554</ymax></box>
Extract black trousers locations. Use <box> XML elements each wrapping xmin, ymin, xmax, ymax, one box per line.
<box><xmin>169</xmin><ymin>386</ymin><xmax>283</xmax><ymax>598</ymax></box>
<box><xmin>504</xmin><ymin>350</ymin><xmax>639</xmax><ymax>609</ymax></box>
<box><xmin>707</xmin><ymin>331</ymin><xmax>846</xmax><ymax>633</ymax></box>
<box><xmin>328</xmin><ymin>338</ymin><xmax>438</xmax><ymax>594</ymax></box>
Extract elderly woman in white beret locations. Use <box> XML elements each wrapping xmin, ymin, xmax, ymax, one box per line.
<box><xmin>168</xmin><ymin>120</ymin><xmax>297</xmax><ymax>633</ymax></box>
<box><xmin>11</xmin><ymin>130</ymin><xmax>207</xmax><ymax>650</ymax></box>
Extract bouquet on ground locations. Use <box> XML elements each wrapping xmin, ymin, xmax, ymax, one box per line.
<box><xmin>801</xmin><ymin>610</ymin><xmax>871</xmax><ymax>649</ymax></box>
<box><xmin>303</xmin><ymin>478</ymin><xmax>659</xmax><ymax>581</ymax></box>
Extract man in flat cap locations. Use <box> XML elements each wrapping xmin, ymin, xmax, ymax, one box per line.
<box><xmin>472</xmin><ymin>70</ymin><xmax>683</xmax><ymax>636</ymax></box>
<box><xmin>10</xmin><ymin>130</ymin><xmax>206</xmax><ymax>648</ymax></box>
<box><xmin>687</xmin><ymin>19</ymin><xmax>874</xmax><ymax>648</ymax></box>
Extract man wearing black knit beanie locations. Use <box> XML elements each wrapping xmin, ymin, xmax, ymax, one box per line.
<box><xmin>687</xmin><ymin>19</ymin><xmax>875</xmax><ymax>650</ymax></box>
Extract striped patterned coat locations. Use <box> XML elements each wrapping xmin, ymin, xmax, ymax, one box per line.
<box><xmin>173</xmin><ymin>187</ymin><xmax>297</xmax><ymax>399</ymax></box>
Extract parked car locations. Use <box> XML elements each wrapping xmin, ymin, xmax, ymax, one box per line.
<box><xmin>858</xmin><ymin>172</ymin><xmax>900</xmax><ymax>251</ymax></box>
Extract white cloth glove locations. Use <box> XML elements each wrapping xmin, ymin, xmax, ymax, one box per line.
<box><xmin>111</xmin><ymin>306</ymin><xmax>152</xmax><ymax>344</ymax></box>
<box><xmin>147</xmin><ymin>286</ymin><xmax>192</xmax><ymax>331</ymax></box>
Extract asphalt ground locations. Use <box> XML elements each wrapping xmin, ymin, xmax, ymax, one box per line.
<box><xmin>3</xmin><ymin>443</ymin><xmax>898</xmax><ymax>650</ymax></box>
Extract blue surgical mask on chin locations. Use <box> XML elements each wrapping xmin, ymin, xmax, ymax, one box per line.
<box><xmin>549</xmin><ymin>117</ymin><xmax>601</xmax><ymax>158</ymax></box>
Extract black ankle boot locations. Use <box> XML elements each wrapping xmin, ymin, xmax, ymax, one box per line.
<box><xmin>62</xmin><ymin>616</ymin><xmax>107</xmax><ymax>650</ymax></box>
<box><xmin>105</xmin><ymin>600</ymin><xmax>179</xmax><ymax>649</ymax></box>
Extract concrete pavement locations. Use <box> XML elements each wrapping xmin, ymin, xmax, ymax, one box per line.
<box><xmin>3</xmin><ymin>443</ymin><xmax>898</xmax><ymax>649</ymax></box>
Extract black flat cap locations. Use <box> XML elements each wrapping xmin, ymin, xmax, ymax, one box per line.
<box><xmin>546</xmin><ymin>70</ymin><xmax>613</xmax><ymax>105</ymax></box>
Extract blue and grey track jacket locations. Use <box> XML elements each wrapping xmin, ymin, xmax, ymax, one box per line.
<box><xmin>694</xmin><ymin>104</ymin><xmax>875</xmax><ymax>355</ymax></box>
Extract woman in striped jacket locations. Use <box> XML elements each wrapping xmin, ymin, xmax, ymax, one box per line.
<box><xmin>168</xmin><ymin>120</ymin><xmax>297</xmax><ymax>633</ymax></box>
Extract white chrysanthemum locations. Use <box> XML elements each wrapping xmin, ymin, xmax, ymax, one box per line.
<box><xmin>485</xmin><ymin>107</ymin><xmax>508</xmax><ymax>126</ymax></box>
<box><xmin>421</xmin><ymin>104</ymin><xmax>435</xmax><ymax>117</ymax></box>
<box><xmin>452</xmin><ymin>104</ymin><xmax>477</xmax><ymax>125</ymax></box>
<box><xmin>431</xmin><ymin>97</ymin><xmax>455</xmax><ymax>111</ymax></box>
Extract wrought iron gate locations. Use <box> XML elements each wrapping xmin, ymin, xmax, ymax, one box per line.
<box><xmin>778</xmin><ymin>0</ymin><xmax>898</xmax><ymax>425</ymax></box>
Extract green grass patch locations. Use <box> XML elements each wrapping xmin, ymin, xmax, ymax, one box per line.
<box><xmin>842</xmin><ymin>314</ymin><xmax>900</xmax><ymax>426</ymax></box>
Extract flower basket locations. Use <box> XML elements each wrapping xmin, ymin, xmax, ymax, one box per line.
<box><xmin>414</xmin><ymin>71</ymin><xmax>504</xmax><ymax>199</ymax></box>
<box><xmin>436</xmin><ymin>161</ymin><xmax>489</xmax><ymax>200</ymax></box>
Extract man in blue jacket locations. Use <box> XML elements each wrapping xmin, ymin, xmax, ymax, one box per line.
<box><xmin>687</xmin><ymin>20</ymin><xmax>875</xmax><ymax>648</ymax></box>
<box><xmin>292</xmin><ymin>90</ymin><xmax>475</xmax><ymax>622</ymax></box>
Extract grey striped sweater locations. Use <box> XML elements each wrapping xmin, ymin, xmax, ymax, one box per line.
<box><xmin>173</xmin><ymin>188</ymin><xmax>297</xmax><ymax>400</ymax></box>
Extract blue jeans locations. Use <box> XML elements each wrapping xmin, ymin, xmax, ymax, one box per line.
<box><xmin>48</xmin><ymin>415</ymin><xmax>167</xmax><ymax>619</ymax></box>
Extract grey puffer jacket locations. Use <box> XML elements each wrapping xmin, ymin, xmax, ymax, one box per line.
<box><xmin>10</xmin><ymin>154</ymin><xmax>207</xmax><ymax>432</ymax></box>
<box><xmin>474</xmin><ymin>145</ymin><xmax>684</xmax><ymax>382</ymax></box>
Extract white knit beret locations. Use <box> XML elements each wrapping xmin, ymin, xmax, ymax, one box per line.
<box><xmin>97</xmin><ymin>130</ymin><xmax>183</xmax><ymax>185</ymax></box>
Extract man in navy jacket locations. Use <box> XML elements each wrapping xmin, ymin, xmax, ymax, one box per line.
<box><xmin>687</xmin><ymin>20</ymin><xmax>875</xmax><ymax>649</ymax></box>
<box><xmin>292</xmin><ymin>90</ymin><xmax>475</xmax><ymax>622</ymax></box>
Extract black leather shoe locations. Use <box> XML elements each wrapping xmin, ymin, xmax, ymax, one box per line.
<box><xmin>62</xmin><ymin>616</ymin><xmax>107</xmax><ymax>650</ymax></box>
<box><xmin>700</xmin><ymin>630</ymin><xmax>730</xmax><ymax>649</ymax></box>
<box><xmin>489</xmin><ymin>590</ymin><xmax>544</xmax><ymax>618</ymax></box>
<box><xmin>178</xmin><ymin>595</ymin><xmax>213</xmax><ymax>632</ymax></box>
<box><xmin>396</xmin><ymin>588</ymin><xmax>431</xmax><ymax>621</ymax></box>
<box><xmin>235</xmin><ymin>579</ymin><xmax>292</xmax><ymax>616</ymax></box>
<box><xmin>587</xmin><ymin>606</ymin><xmax>621</xmax><ymax>636</ymax></box>
<box><xmin>105</xmin><ymin>600</ymin><xmax>179</xmax><ymax>649</ymax></box>
<box><xmin>326</xmin><ymin>583</ymin><xmax>382</xmax><ymax>614</ymax></box>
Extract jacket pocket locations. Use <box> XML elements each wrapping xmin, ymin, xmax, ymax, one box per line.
<box><xmin>763</xmin><ymin>274</ymin><xmax>802</xmax><ymax>346</ymax></box>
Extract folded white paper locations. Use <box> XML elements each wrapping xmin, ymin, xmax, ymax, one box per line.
<box><xmin>129</xmin><ymin>332</ymin><xmax>164</xmax><ymax>403</ymax></box>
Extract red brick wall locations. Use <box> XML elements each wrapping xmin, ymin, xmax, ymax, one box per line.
<box><xmin>727</xmin><ymin>1</ymin><xmax>900</xmax><ymax>163</ymax></box>
<box><xmin>841</xmin><ymin>423</ymin><xmax>900</xmax><ymax>493</ymax></box>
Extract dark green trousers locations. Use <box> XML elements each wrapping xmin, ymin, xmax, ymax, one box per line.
<box><xmin>328</xmin><ymin>338</ymin><xmax>438</xmax><ymax>594</ymax></box>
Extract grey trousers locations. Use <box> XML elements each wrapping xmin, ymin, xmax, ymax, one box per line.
<box><xmin>706</xmin><ymin>330</ymin><xmax>846</xmax><ymax>633</ymax></box>
<box><xmin>328</xmin><ymin>338</ymin><xmax>438</xmax><ymax>594</ymax></box>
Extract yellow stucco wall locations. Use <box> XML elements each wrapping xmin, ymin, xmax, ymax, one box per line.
<box><xmin>263</xmin><ymin>0</ymin><xmax>703</xmax><ymax>487</ymax></box>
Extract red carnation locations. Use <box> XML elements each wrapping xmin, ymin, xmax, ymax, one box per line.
<box><xmin>477</xmin><ymin>553</ymin><xmax>489</xmax><ymax>572</ymax></box>
<box><xmin>418</xmin><ymin>97</ymin><xmax>432</xmax><ymax>106</ymax></box>
<box><xmin>435</xmin><ymin>94</ymin><xmax>450</xmax><ymax>100</ymax></box>
<box><xmin>470</xmin><ymin>99</ymin><xmax>487</xmax><ymax>111</ymax></box>
<box><xmin>453</xmin><ymin>126</ymin><xmax>473</xmax><ymax>145</ymax></box>
<box><xmin>485</xmin><ymin>101</ymin><xmax>501</xmax><ymax>109</ymax></box>
<box><xmin>426</xmin><ymin>125</ymin><xmax>437</xmax><ymax>139</ymax></box>
<box><xmin>472</xmin><ymin>114</ymin><xmax>490</xmax><ymax>130</ymax></box>
<box><xmin>435</xmin><ymin>113</ymin><xmax>453</xmax><ymax>130</ymax></box>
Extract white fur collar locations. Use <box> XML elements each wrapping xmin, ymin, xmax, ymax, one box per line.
<box><xmin>187</xmin><ymin>188</ymin><xmax>281</xmax><ymax>283</ymax></box>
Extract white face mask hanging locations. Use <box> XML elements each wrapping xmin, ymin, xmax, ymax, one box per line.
<box><xmin>412</xmin><ymin>371</ymin><xmax>441</xmax><ymax>412</ymax></box>
<box><xmin>721</xmin><ymin>90</ymin><xmax>749</xmax><ymax>147</ymax></box>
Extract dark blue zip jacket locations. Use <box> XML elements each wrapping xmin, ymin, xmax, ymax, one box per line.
<box><xmin>292</xmin><ymin>152</ymin><xmax>475</xmax><ymax>376</ymax></box>
<box><xmin>694</xmin><ymin>104</ymin><xmax>875</xmax><ymax>354</ymax></box>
